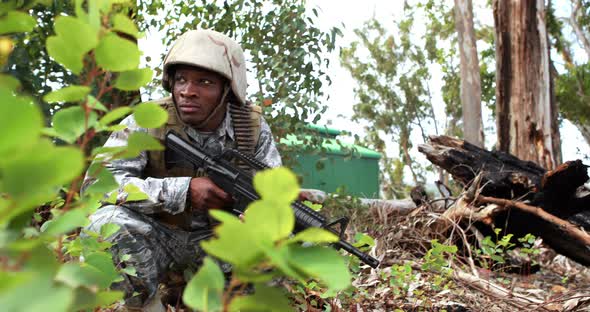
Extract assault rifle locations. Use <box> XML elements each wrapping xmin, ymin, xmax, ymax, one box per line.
<box><xmin>164</xmin><ymin>131</ymin><xmax>380</xmax><ymax>269</ymax></box>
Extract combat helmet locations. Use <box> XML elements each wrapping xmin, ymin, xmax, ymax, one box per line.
<box><xmin>162</xmin><ymin>29</ymin><xmax>247</xmax><ymax>105</ymax></box>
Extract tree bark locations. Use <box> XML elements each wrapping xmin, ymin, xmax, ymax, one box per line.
<box><xmin>571</xmin><ymin>0</ymin><xmax>590</xmax><ymax>57</ymax></box>
<box><xmin>493</xmin><ymin>0</ymin><xmax>561</xmax><ymax>170</ymax></box>
<box><xmin>454</xmin><ymin>0</ymin><xmax>484</xmax><ymax>147</ymax></box>
<box><xmin>574</xmin><ymin>123</ymin><xmax>590</xmax><ymax>147</ymax></box>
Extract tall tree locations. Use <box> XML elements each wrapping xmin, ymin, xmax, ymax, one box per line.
<box><xmin>493</xmin><ymin>0</ymin><xmax>561</xmax><ymax>169</ymax></box>
<box><xmin>454</xmin><ymin>0</ymin><xmax>484</xmax><ymax>147</ymax></box>
<box><xmin>340</xmin><ymin>14</ymin><xmax>442</xmax><ymax>197</ymax></box>
<box><xmin>551</xmin><ymin>0</ymin><xmax>590</xmax><ymax>148</ymax></box>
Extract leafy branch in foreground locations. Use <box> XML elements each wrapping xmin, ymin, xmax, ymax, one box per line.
<box><xmin>183</xmin><ymin>168</ymin><xmax>352</xmax><ymax>312</ymax></box>
<box><xmin>0</xmin><ymin>1</ymin><xmax>167</xmax><ymax>310</ymax></box>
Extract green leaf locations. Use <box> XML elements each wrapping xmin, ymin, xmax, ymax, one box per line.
<box><xmin>0</xmin><ymin>11</ymin><xmax>36</xmax><ymax>34</ymax></box>
<box><xmin>87</xmin><ymin>0</ymin><xmax>100</xmax><ymax>31</ymax></box>
<box><xmin>0</xmin><ymin>140</ymin><xmax>84</xmax><ymax>204</ymax></box>
<box><xmin>231</xmin><ymin>268</ymin><xmax>275</xmax><ymax>284</ymax></box>
<box><xmin>0</xmin><ymin>272</ymin><xmax>74</xmax><ymax>312</ymax></box>
<box><xmin>253</xmin><ymin>167</ymin><xmax>299</xmax><ymax>203</ymax></box>
<box><xmin>202</xmin><ymin>210</ymin><xmax>265</xmax><ymax>268</ymax></box>
<box><xmin>124</xmin><ymin>131</ymin><xmax>164</xmax><ymax>158</ymax></box>
<box><xmin>183</xmin><ymin>258</ymin><xmax>224</xmax><ymax>312</ymax></box>
<box><xmin>84</xmin><ymin>251</ymin><xmax>122</xmax><ymax>285</ymax></box>
<box><xmin>120</xmin><ymin>267</ymin><xmax>137</xmax><ymax>276</ymax></box>
<box><xmin>106</xmin><ymin>124</ymin><xmax>127</xmax><ymax>132</ymax></box>
<box><xmin>41</xmin><ymin>208</ymin><xmax>88</xmax><ymax>236</ymax></box>
<box><xmin>41</xmin><ymin>127</ymin><xmax>59</xmax><ymax>138</ymax></box>
<box><xmin>43</xmin><ymin>85</ymin><xmax>91</xmax><ymax>103</ymax></box>
<box><xmin>353</xmin><ymin>232</ymin><xmax>376</xmax><ymax>249</ymax></box>
<box><xmin>0</xmin><ymin>74</ymin><xmax>21</xmax><ymax>90</ymax></box>
<box><xmin>288</xmin><ymin>245</ymin><xmax>351</xmax><ymax>292</ymax></box>
<box><xmin>287</xmin><ymin>228</ymin><xmax>338</xmax><ymax>244</ymax></box>
<box><xmin>87</xmin><ymin>95</ymin><xmax>108</xmax><ymax>112</ymax></box>
<box><xmin>52</xmin><ymin>106</ymin><xmax>98</xmax><ymax>143</ymax></box>
<box><xmin>93</xmin><ymin>290</ymin><xmax>124</xmax><ymax>307</ymax></box>
<box><xmin>244</xmin><ymin>200</ymin><xmax>293</xmax><ymax>242</ymax></box>
<box><xmin>83</xmin><ymin>163</ymin><xmax>118</xmax><ymax>194</ymax></box>
<box><xmin>95</xmin><ymin>32</ymin><xmax>140</xmax><ymax>71</ymax></box>
<box><xmin>0</xmin><ymin>271</ymin><xmax>34</xmax><ymax>293</ymax></box>
<box><xmin>70</xmin><ymin>289</ymin><xmax>124</xmax><ymax>311</ymax></box>
<box><xmin>8</xmin><ymin>241</ymin><xmax>46</xmax><ymax>257</ymax></box>
<box><xmin>100</xmin><ymin>223</ymin><xmax>120</xmax><ymax>239</ymax></box>
<box><xmin>46</xmin><ymin>16</ymin><xmax>99</xmax><ymax>74</ymax></box>
<box><xmin>122</xmin><ymin>184</ymin><xmax>149</xmax><ymax>202</ymax></box>
<box><xmin>0</xmin><ymin>89</ymin><xmax>42</xmax><ymax>157</ymax></box>
<box><xmin>104</xmin><ymin>191</ymin><xmax>119</xmax><ymax>204</ymax></box>
<box><xmin>92</xmin><ymin>145</ymin><xmax>127</xmax><ymax>158</ymax></box>
<box><xmin>26</xmin><ymin>285</ymin><xmax>75</xmax><ymax>312</ymax></box>
<box><xmin>112</xmin><ymin>13</ymin><xmax>140</xmax><ymax>38</ymax></box>
<box><xmin>0</xmin><ymin>247</ymin><xmax>64</xmax><ymax>311</ymax></box>
<box><xmin>263</xmin><ymin>245</ymin><xmax>306</xmax><ymax>282</ymax></box>
<box><xmin>114</xmin><ymin>68</ymin><xmax>153</xmax><ymax>91</ymax></box>
<box><xmin>55</xmin><ymin>262</ymin><xmax>110</xmax><ymax>288</ymax></box>
<box><xmin>303</xmin><ymin>200</ymin><xmax>322</xmax><ymax>211</ymax></box>
<box><xmin>99</xmin><ymin>107</ymin><xmax>132</xmax><ymax>125</ymax></box>
<box><xmin>229</xmin><ymin>284</ymin><xmax>293</xmax><ymax>312</ymax></box>
<box><xmin>133</xmin><ymin>102</ymin><xmax>168</xmax><ymax>128</ymax></box>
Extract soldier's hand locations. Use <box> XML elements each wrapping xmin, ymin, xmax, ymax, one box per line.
<box><xmin>189</xmin><ymin>177</ymin><xmax>233</xmax><ymax>211</ymax></box>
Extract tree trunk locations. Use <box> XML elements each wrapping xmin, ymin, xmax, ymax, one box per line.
<box><xmin>454</xmin><ymin>0</ymin><xmax>484</xmax><ymax>147</ymax></box>
<box><xmin>575</xmin><ymin>123</ymin><xmax>590</xmax><ymax>148</ymax></box>
<box><xmin>493</xmin><ymin>0</ymin><xmax>561</xmax><ymax>170</ymax></box>
<box><xmin>571</xmin><ymin>0</ymin><xmax>590</xmax><ymax>57</ymax></box>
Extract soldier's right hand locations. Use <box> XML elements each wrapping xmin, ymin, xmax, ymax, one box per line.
<box><xmin>189</xmin><ymin>177</ymin><xmax>233</xmax><ymax>211</ymax></box>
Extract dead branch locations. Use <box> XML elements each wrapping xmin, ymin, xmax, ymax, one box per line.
<box><xmin>476</xmin><ymin>195</ymin><xmax>590</xmax><ymax>246</ymax></box>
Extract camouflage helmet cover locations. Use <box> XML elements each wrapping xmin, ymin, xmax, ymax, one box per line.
<box><xmin>162</xmin><ymin>29</ymin><xmax>247</xmax><ymax>105</ymax></box>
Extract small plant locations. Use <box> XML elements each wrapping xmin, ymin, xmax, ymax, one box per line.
<box><xmin>517</xmin><ymin>233</ymin><xmax>541</xmax><ymax>265</ymax></box>
<box><xmin>421</xmin><ymin>240</ymin><xmax>458</xmax><ymax>291</ymax></box>
<box><xmin>475</xmin><ymin>228</ymin><xmax>515</xmax><ymax>270</ymax></box>
<box><xmin>422</xmin><ymin>240</ymin><xmax>458</xmax><ymax>273</ymax></box>
<box><xmin>389</xmin><ymin>263</ymin><xmax>415</xmax><ymax>296</ymax></box>
<box><xmin>475</xmin><ymin>230</ymin><xmax>542</xmax><ymax>275</ymax></box>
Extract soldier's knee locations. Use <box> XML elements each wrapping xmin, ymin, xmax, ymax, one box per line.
<box><xmin>86</xmin><ymin>205</ymin><xmax>153</xmax><ymax>237</ymax></box>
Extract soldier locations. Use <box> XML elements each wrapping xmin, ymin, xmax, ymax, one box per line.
<box><xmin>83</xmin><ymin>29</ymin><xmax>282</xmax><ymax>311</ymax></box>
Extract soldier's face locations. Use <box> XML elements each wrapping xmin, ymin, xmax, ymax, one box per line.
<box><xmin>172</xmin><ymin>65</ymin><xmax>226</xmax><ymax>129</ymax></box>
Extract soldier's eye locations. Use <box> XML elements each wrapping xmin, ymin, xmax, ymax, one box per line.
<box><xmin>175</xmin><ymin>76</ymin><xmax>186</xmax><ymax>83</ymax></box>
<box><xmin>201</xmin><ymin>79</ymin><xmax>213</xmax><ymax>85</ymax></box>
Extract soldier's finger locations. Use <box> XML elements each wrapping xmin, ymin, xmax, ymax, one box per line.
<box><xmin>210</xmin><ymin>185</ymin><xmax>231</xmax><ymax>202</ymax></box>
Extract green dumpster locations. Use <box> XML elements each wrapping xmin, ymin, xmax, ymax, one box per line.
<box><xmin>280</xmin><ymin>125</ymin><xmax>381</xmax><ymax>198</ymax></box>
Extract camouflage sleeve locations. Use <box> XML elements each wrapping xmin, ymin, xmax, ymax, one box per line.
<box><xmin>88</xmin><ymin>116</ymin><xmax>191</xmax><ymax>215</ymax></box>
<box><xmin>254</xmin><ymin>116</ymin><xmax>282</xmax><ymax>168</ymax></box>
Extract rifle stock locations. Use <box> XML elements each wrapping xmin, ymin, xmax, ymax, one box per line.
<box><xmin>165</xmin><ymin>131</ymin><xmax>380</xmax><ymax>269</ymax></box>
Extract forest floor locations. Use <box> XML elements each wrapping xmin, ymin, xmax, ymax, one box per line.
<box><xmin>330</xmin><ymin>203</ymin><xmax>590</xmax><ymax>312</ymax></box>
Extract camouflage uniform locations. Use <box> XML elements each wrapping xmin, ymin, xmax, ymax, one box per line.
<box><xmin>84</xmin><ymin>110</ymin><xmax>281</xmax><ymax>307</ymax></box>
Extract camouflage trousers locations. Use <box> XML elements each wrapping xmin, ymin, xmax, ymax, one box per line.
<box><xmin>85</xmin><ymin>205</ymin><xmax>213</xmax><ymax>308</ymax></box>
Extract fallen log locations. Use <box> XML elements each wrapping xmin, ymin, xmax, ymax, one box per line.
<box><xmin>419</xmin><ymin>135</ymin><xmax>590</xmax><ymax>266</ymax></box>
<box><xmin>418</xmin><ymin>135</ymin><xmax>546</xmax><ymax>199</ymax></box>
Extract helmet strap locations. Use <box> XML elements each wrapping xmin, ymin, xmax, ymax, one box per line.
<box><xmin>193</xmin><ymin>84</ymin><xmax>231</xmax><ymax>130</ymax></box>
